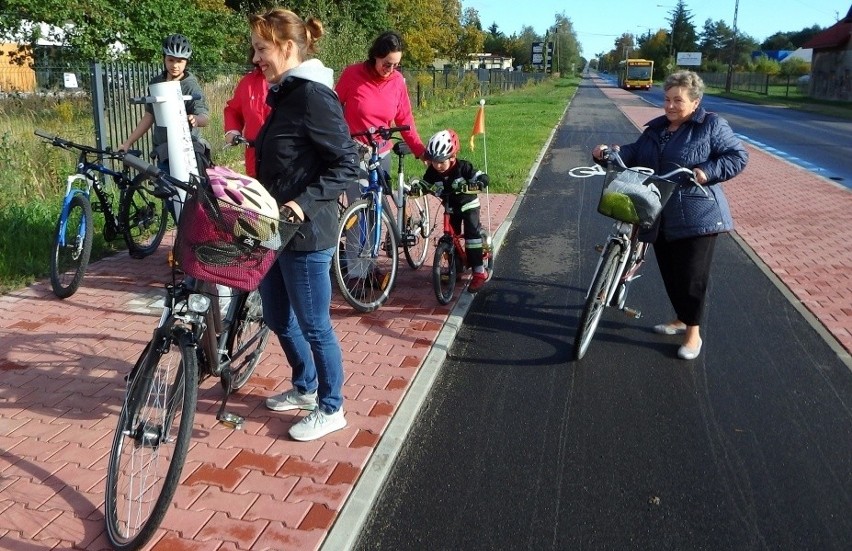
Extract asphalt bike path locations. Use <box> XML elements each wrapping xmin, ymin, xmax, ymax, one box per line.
<box><xmin>351</xmin><ymin>77</ymin><xmax>852</xmax><ymax>550</ymax></box>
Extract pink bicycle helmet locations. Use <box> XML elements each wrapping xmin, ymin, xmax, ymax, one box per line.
<box><xmin>426</xmin><ymin>129</ymin><xmax>460</xmax><ymax>162</ymax></box>
<box><xmin>207</xmin><ymin>166</ymin><xmax>279</xmax><ymax>242</ymax></box>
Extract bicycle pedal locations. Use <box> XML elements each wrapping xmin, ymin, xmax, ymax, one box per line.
<box><xmin>622</xmin><ymin>307</ymin><xmax>641</xmax><ymax>319</ymax></box>
<box><xmin>217</xmin><ymin>411</ymin><xmax>244</xmax><ymax>430</ymax></box>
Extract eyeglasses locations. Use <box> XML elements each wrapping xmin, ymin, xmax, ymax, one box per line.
<box><xmin>380</xmin><ymin>61</ymin><xmax>400</xmax><ymax>70</ymax></box>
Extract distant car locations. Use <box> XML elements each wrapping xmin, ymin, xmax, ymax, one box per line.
<box><xmin>602</xmin><ymin>70</ymin><xmax>609</xmax><ymax>74</ymax></box>
<box><xmin>797</xmin><ymin>75</ymin><xmax>810</xmax><ymax>84</ymax></box>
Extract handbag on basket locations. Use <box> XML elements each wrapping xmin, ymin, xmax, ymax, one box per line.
<box><xmin>597</xmin><ymin>169</ymin><xmax>665</xmax><ymax>228</ymax></box>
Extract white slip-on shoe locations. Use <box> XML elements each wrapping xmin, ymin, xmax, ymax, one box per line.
<box><xmin>677</xmin><ymin>338</ymin><xmax>703</xmax><ymax>360</ymax></box>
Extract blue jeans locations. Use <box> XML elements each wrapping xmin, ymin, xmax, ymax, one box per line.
<box><xmin>258</xmin><ymin>247</ymin><xmax>344</xmax><ymax>413</ymax></box>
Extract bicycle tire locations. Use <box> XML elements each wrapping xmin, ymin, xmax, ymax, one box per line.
<box><xmin>432</xmin><ymin>240</ymin><xmax>457</xmax><ymax>305</ymax></box>
<box><xmin>225</xmin><ymin>290</ymin><xmax>269</xmax><ymax>390</ymax></box>
<box><xmin>50</xmin><ymin>194</ymin><xmax>93</xmax><ymax>299</ymax></box>
<box><xmin>574</xmin><ymin>241</ymin><xmax>623</xmax><ymax>360</ymax></box>
<box><xmin>333</xmin><ymin>198</ymin><xmax>398</xmax><ymax>312</ymax></box>
<box><xmin>104</xmin><ymin>330</ymin><xmax>198</xmax><ymax>551</ymax></box>
<box><xmin>120</xmin><ymin>174</ymin><xmax>168</xmax><ymax>259</ymax></box>
<box><xmin>402</xmin><ymin>193</ymin><xmax>431</xmax><ymax>269</ymax></box>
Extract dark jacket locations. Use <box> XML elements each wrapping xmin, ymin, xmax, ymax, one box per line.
<box><xmin>255</xmin><ymin>59</ymin><xmax>359</xmax><ymax>252</ymax></box>
<box><xmin>422</xmin><ymin>159</ymin><xmax>485</xmax><ymax>213</ymax></box>
<box><xmin>618</xmin><ymin>106</ymin><xmax>748</xmax><ymax>241</ymax></box>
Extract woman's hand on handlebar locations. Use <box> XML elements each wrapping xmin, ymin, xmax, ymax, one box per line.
<box><xmin>692</xmin><ymin>167</ymin><xmax>708</xmax><ymax>185</ymax></box>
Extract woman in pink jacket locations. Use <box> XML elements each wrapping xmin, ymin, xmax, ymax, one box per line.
<box><xmin>335</xmin><ymin>31</ymin><xmax>426</xmax><ymax>284</ymax></box>
<box><xmin>223</xmin><ymin>64</ymin><xmax>271</xmax><ymax>177</ymax></box>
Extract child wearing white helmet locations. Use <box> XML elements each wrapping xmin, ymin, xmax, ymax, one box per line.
<box><xmin>421</xmin><ymin>128</ymin><xmax>491</xmax><ymax>292</ymax></box>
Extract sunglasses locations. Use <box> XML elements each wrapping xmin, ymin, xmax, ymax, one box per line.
<box><xmin>380</xmin><ymin>60</ymin><xmax>400</xmax><ymax>70</ymax></box>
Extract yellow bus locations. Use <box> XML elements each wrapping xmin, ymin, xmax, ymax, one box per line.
<box><xmin>618</xmin><ymin>59</ymin><xmax>654</xmax><ymax>90</ymax></box>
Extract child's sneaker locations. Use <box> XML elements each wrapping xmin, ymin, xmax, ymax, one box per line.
<box><xmin>468</xmin><ymin>270</ymin><xmax>490</xmax><ymax>293</ymax></box>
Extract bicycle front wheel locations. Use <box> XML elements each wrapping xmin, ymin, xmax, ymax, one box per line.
<box><xmin>50</xmin><ymin>194</ymin><xmax>93</xmax><ymax>299</ymax></box>
<box><xmin>574</xmin><ymin>241</ymin><xmax>623</xmax><ymax>360</ymax></box>
<box><xmin>402</xmin><ymin>193</ymin><xmax>431</xmax><ymax>269</ymax></box>
<box><xmin>333</xmin><ymin>198</ymin><xmax>398</xmax><ymax>312</ymax></box>
<box><xmin>432</xmin><ymin>240</ymin><xmax>457</xmax><ymax>305</ymax></box>
<box><xmin>104</xmin><ymin>330</ymin><xmax>198</xmax><ymax>551</ymax></box>
<box><xmin>120</xmin><ymin>174</ymin><xmax>168</xmax><ymax>259</ymax></box>
<box><xmin>226</xmin><ymin>290</ymin><xmax>269</xmax><ymax>390</ymax></box>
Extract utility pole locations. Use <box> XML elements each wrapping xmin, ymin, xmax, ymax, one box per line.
<box><xmin>725</xmin><ymin>0</ymin><xmax>740</xmax><ymax>92</ymax></box>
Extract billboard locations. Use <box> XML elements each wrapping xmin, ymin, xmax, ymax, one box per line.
<box><xmin>676</xmin><ymin>52</ymin><xmax>702</xmax><ymax>66</ymax></box>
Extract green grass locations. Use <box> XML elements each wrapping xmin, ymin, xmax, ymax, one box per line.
<box><xmin>0</xmin><ymin>76</ymin><xmax>578</xmax><ymax>294</ymax></box>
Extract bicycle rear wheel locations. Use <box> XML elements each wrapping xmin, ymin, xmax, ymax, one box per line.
<box><xmin>120</xmin><ymin>174</ymin><xmax>168</xmax><ymax>259</ymax></box>
<box><xmin>104</xmin><ymin>330</ymin><xmax>198</xmax><ymax>551</ymax></box>
<box><xmin>333</xmin><ymin>198</ymin><xmax>398</xmax><ymax>312</ymax></box>
<box><xmin>50</xmin><ymin>194</ymin><xmax>93</xmax><ymax>299</ymax></box>
<box><xmin>432</xmin><ymin>240</ymin><xmax>457</xmax><ymax>305</ymax></box>
<box><xmin>574</xmin><ymin>241</ymin><xmax>623</xmax><ymax>360</ymax></box>
<box><xmin>402</xmin><ymin>194</ymin><xmax>431</xmax><ymax>269</ymax></box>
<box><xmin>225</xmin><ymin>290</ymin><xmax>269</xmax><ymax>390</ymax></box>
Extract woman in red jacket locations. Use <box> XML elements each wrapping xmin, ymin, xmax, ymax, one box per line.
<box><xmin>223</xmin><ymin>62</ymin><xmax>270</xmax><ymax>177</ymax></box>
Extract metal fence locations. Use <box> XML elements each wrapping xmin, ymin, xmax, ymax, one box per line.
<box><xmin>698</xmin><ymin>71</ymin><xmax>808</xmax><ymax>96</ymax></box>
<box><xmin>2</xmin><ymin>62</ymin><xmax>550</xmax><ymax>154</ymax></box>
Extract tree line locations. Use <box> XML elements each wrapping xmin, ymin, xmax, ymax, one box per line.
<box><xmin>1</xmin><ymin>0</ymin><xmax>584</xmax><ymax>74</ymax></box>
<box><xmin>595</xmin><ymin>0</ymin><xmax>824</xmax><ymax>77</ymax></box>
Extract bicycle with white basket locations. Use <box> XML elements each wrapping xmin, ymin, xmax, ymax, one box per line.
<box><xmin>570</xmin><ymin>147</ymin><xmax>704</xmax><ymax>360</ymax></box>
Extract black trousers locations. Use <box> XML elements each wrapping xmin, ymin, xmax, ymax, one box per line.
<box><xmin>653</xmin><ymin>233</ymin><xmax>718</xmax><ymax>326</ymax></box>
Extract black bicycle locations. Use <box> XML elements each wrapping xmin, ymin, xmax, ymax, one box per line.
<box><xmin>102</xmin><ymin>154</ymin><xmax>286</xmax><ymax>551</ymax></box>
<box><xmin>35</xmin><ymin>130</ymin><xmax>168</xmax><ymax>298</ymax></box>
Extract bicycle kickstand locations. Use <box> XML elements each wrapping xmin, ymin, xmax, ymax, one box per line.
<box><xmin>216</xmin><ymin>369</ymin><xmax>245</xmax><ymax>429</ymax></box>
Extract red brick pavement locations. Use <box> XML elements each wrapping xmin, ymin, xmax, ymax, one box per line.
<box><xmin>0</xmin><ymin>193</ymin><xmax>516</xmax><ymax>550</ymax></box>
<box><xmin>2</xmin><ymin>80</ymin><xmax>850</xmax><ymax>550</ymax></box>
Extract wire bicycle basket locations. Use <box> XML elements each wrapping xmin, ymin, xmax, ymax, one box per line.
<box><xmin>173</xmin><ymin>178</ymin><xmax>285</xmax><ymax>291</ymax></box>
<box><xmin>597</xmin><ymin>167</ymin><xmax>676</xmax><ymax>228</ymax></box>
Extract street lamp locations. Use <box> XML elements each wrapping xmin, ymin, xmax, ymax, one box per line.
<box><xmin>725</xmin><ymin>0</ymin><xmax>740</xmax><ymax>92</ymax></box>
<box><xmin>657</xmin><ymin>4</ymin><xmax>675</xmax><ymax>61</ymax></box>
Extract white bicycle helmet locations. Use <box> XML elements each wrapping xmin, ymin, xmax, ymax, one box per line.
<box><xmin>426</xmin><ymin>129</ymin><xmax>460</xmax><ymax>162</ymax></box>
<box><xmin>163</xmin><ymin>34</ymin><xmax>193</xmax><ymax>59</ymax></box>
<box><xmin>207</xmin><ymin>166</ymin><xmax>279</xmax><ymax>243</ymax></box>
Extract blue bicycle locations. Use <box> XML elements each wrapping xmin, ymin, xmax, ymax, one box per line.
<box><xmin>36</xmin><ymin>130</ymin><xmax>168</xmax><ymax>298</ymax></box>
<box><xmin>332</xmin><ymin>126</ymin><xmax>432</xmax><ymax>312</ymax></box>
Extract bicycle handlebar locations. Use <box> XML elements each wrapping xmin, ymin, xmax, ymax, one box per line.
<box><xmin>351</xmin><ymin>125</ymin><xmax>410</xmax><ymax>144</ymax></box>
<box><xmin>121</xmin><ymin>153</ymin><xmax>193</xmax><ymax>196</ymax></box>
<box><xmin>130</xmin><ymin>93</ymin><xmax>203</xmax><ymax>105</ymax></box>
<box><xmin>601</xmin><ymin>146</ymin><xmax>707</xmax><ymax>195</ymax></box>
<box><xmin>35</xmin><ymin>129</ymin><xmax>140</xmax><ymax>159</ymax></box>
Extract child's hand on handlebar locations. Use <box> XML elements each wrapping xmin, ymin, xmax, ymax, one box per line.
<box><xmin>692</xmin><ymin>167</ymin><xmax>708</xmax><ymax>185</ymax></box>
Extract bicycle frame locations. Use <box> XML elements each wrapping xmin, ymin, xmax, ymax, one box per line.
<box><xmin>585</xmin><ymin>222</ymin><xmax>646</xmax><ymax>315</ymax></box>
<box><xmin>353</xmin><ymin>131</ymin><xmax>410</xmax><ymax>258</ymax></box>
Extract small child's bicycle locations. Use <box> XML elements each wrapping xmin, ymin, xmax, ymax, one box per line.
<box><xmin>415</xmin><ymin>179</ymin><xmax>494</xmax><ymax>304</ymax></box>
<box><xmin>35</xmin><ymin>130</ymin><xmax>169</xmax><ymax>297</ymax></box>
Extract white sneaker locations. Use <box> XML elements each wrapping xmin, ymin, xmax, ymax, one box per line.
<box><xmin>265</xmin><ymin>388</ymin><xmax>317</xmax><ymax>412</ymax></box>
<box><xmin>289</xmin><ymin>408</ymin><xmax>347</xmax><ymax>441</ymax></box>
